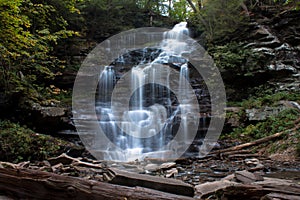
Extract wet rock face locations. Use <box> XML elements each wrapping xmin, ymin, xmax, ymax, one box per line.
<box><xmin>195</xmin><ymin>8</ymin><xmax>300</xmax><ymax>100</ymax></box>
<box><xmin>244</xmin><ymin>9</ymin><xmax>300</xmax><ymax>93</ymax></box>
<box><xmin>18</xmin><ymin>101</ymin><xmax>74</xmax><ymax>133</ymax></box>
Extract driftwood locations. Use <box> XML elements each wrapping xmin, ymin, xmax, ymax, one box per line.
<box><xmin>222</xmin><ymin>182</ymin><xmax>300</xmax><ymax>200</ymax></box>
<box><xmin>221</xmin><ymin>149</ymin><xmax>252</xmax><ymax>156</ymax></box>
<box><xmin>227</xmin><ymin>153</ymin><xmax>261</xmax><ymax>159</ymax></box>
<box><xmin>195</xmin><ymin>171</ymin><xmax>300</xmax><ymax>199</ymax></box>
<box><xmin>213</xmin><ymin>122</ymin><xmax>300</xmax><ymax>154</ymax></box>
<box><xmin>235</xmin><ymin>170</ymin><xmax>264</xmax><ymax>184</ymax></box>
<box><xmin>48</xmin><ymin>153</ymin><xmax>103</xmax><ymax>169</ymax></box>
<box><xmin>0</xmin><ymin>167</ymin><xmax>195</xmax><ymax>200</ymax></box>
<box><xmin>262</xmin><ymin>192</ymin><xmax>300</xmax><ymax>200</ymax></box>
<box><xmin>107</xmin><ymin>168</ymin><xmax>195</xmax><ymax>197</ymax></box>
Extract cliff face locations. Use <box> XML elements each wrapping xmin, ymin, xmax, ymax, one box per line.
<box><xmin>218</xmin><ymin>6</ymin><xmax>300</xmax><ymax>99</ymax></box>
<box><xmin>248</xmin><ymin>8</ymin><xmax>300</xmax><ymax>92</ymax></box>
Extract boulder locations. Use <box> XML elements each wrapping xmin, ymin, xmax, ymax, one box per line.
<box><xmin>235</xmin><ymin>170</ymin><xmax>264</xmax><ymax>184</ymax></box>
<box><xmin>195</xmin><ymin>180</ymin><xmax>238</xmax><ymax>198</ymax></box>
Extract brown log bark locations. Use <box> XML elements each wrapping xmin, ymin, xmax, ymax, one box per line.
<box><xmin>186</xmin><ymin>0</ymin><xmax>198</xmax><ymax>13</ymax></box>
<box><xmin>196</xmin><ymin>173</ymin><xmax>300</xmax><ymax>199</ymax></box>
<box><xmin>227</xmin><ymin>154</ymin><xmax>261</xmax><ymax>159</ymax></box>
<box><xmin>0</xmin><ymin>168</ymin><xmax>195</xmax><ymax>200</ymax></box>
<box><xmin>107</xmin><ymin>168</ymin><xmax>194</xmax><ymax>197</ymax></box>
<box><xmin>262</xmin><ymin>192</ymin><xmax>300</xmax><ymax>200</ymax></box>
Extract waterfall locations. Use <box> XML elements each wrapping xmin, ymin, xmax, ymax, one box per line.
<box><xmin>96</xmin><ymin>22</ymin><xmax>199</xmax><ymax>161</ymax></box>
<box><xmin>98</xmin><ymin>66</ymin><xmax>115</xmax><ymax>104</ymax></box>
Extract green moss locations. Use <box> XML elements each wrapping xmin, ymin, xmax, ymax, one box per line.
<box><xmin>228</xmin><ymin>108</ymin><xmax>300</xmax><ymax>142</ymax></box>
<box><xmin>240</xmin><ymin>92</ymin><xmax>300</xmax><ymax>109</ymax></box>
<box><xmin>0</xmin><ymin>120</ymin><xmax>69</xmax><ymax>163</ymax></box>
<box><xmin>209</xmin><ymin>42</ymin><xmax>263</xmax><ymax>75</ymax></box>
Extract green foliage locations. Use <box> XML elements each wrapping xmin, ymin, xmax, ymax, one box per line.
<box><xmin>209</xmin><ymin>42</ymin><xmax>263</xmax><ymax>75</ymax></box>
<box><xmin>229</xmin><ymin>108</ymin><xmax>299</xmax><ymax>142</ymax></box>
<box><xmin>39</xmin><ymin>85</ymin><xmax>72</xmax><ymax>106</ymax></box>
<box><xmin>136</xmin><ymin>0</ymin><xmax>169</xmax><ymax>15</ymax></box>
<box><xmin>169</xmin><ymin>0</ymin><xmax>189</xmax><ymax>21</ymax></box>
<box><xmin>0</xmin><ymin>120</ymin><xmax>69</xmax><ymax>163</ymax></box>
<box><xmin>0</xmin><ymin>0</ymin><xmax>79</xmax><ymax>101</ymax></box>
<box><xmin>189</xmin><ymin>0</ymin><xmax>248</xmax><ymax>43</ymax></box>
<box><xmin>240</xmin><ymin>92</ymin><xmax>300</xmax><ymax>109</ymax></box>
<box><xmin>82</xmin><ymin>0</ymin><xmax>150</xmax><ymax>41</ymax></box>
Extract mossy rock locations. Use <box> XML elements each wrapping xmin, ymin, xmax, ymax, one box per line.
<box><xmin>0</xmin><ymin>120</ymin><xmax>77</xmax><ymax>163</ymax></box>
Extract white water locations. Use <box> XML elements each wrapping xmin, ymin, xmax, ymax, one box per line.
<box><xmin>97</xmin><ymin>22</ymin><xmax>196</xmax><ymax>161</ymax></box>
<box><xmin>98</xmin><ymin>66</ymin><xmax>115</xmax><ymax>103</ymax></box>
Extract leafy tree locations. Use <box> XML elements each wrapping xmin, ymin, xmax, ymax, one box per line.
<box><xmin>0</xmin><ymin>0</ymin><xmax>80</xmax><ymax>102</ymax></box>
<box><xmin>136</xmin><ymin>0</ymin><xmax>169</xmax><ymax>15</ymax></box>
<box><xmin>189</xmin><ymin>0</ymin><xmax>248</xmax><ymax>43</ymax></box>
<box><xmin>169</xmin><ymin>0</ymin><xmax>189</xmax><ymax>20</ymax></box>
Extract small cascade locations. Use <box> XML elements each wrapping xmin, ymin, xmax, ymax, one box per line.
<box><xmin>179</xmin><ymin>63</ymin><xmax>189</xmax><ymax>101</ymax></box>
<box><xmin>131</xmin><ymin>66</ymin><xmax>145</xmax><ymax>109</ymax></box>
<box><xmin>98</xmin><ymin>66</ymin><xmax>116</xmax><ymax>104</ymax></box>
<box><xmin>96</xmin><ymin>22</ymin><xmax>205</xmax><ymax>161</ymax></box>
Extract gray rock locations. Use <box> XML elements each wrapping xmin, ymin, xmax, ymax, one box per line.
<box><xmin>246</xmin><ymin>106</ymin><xmax>286</xmax><ymax>121</ymax></box>
<box><xmin>144</xmin><ymin>163</ymin><xmax>159</xmax><ymax>172</ymax></box>
<box><xmin>165</xmin><ymin>168</ymin><xmax>178</xmax><ymax>178</ymax></box>
<box><xmin>40</xmin><ymin>107</ymin><xmax>66</xmax><ymax>117</ymax></box>
<box><xmin>195</xmin><ymin>180</ymin><xmax>238</xmax><ymax>197</ymax></box>
<box><xmin>235</xmin><ymin>170</ymin><xmax>264</xmax><ymax>184</ymax></box>
<box><xmin>158</xmin><ymin>162</ymin><xmax>176</xmax><ymax>170</ymax></box>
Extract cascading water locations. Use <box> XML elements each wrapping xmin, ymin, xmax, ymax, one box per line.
<box><xmin>98</xmin><ymin>66</ymin><xmax>116</xmax><ymax>103</ymax></box>
<box><xmin>96</xmin><ymin>22</ymin><xmax>205</xmax><ymax>161</ymax></box>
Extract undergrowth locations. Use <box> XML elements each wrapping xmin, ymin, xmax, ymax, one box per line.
<box><xmin>239</xmin><ymin>91</ymin><xmax>300</xmax><ymax>109</ymax></box>
<box><xmin>228</xmin><ymin>108</ymin><xmax>299</xmax><ymax>142</ymax></box>
<box><xmin>0</xmin><ymin>120</ymin><xmax>69</xmax><ymax>163</ymax></box>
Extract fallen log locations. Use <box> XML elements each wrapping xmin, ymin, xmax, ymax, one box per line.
<box><xmin>48</xmin><ymin>153</ymin><xmax>103</xmax><ymax>169</ymax></box>
<box><xmin>0</xmin><ymin>167</ymin><xmax>195</xmax><ymax>200</ymax></box>
<box><xmin>195</xmin><ymin>171</ymin><xmax>300</xmax><ymax>199</ymax></box>
<box><xmin>107</xmin><ymin>168</ymin><xmax>195</xmax><ymax>197</ymax></box>
<box><xmin>212</xmin><ymin>123</ymin><xmax>300</xmax><ymax>154</ymax></box>
<box><xmin>227</xmin><ymin>153</ymin><xmax>261</xmax><ymax>159</ymax></box>
<box><xmin>221</xmin><ymin>150</ymin><xmax>252</xmax><ymax>156</ymax></box>
<box><xmin>235</xmin><ymin>170</ymin><xmax>264</xmax><ymax>184</ymax></box>
<box><xmin>262</xmin><ymin>192</ymin><xmax>300</xmax><ymax>200</ymax></box>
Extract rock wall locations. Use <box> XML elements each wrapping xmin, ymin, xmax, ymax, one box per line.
<box><xmin>247</xmin><ymin>9</ymin><xmax>300</xmax><ymax>92</ymax></box>
<box><xmin>228</xmin><ymin>6</ymin><xmax>300</xmax><ymax>96</ymax></box>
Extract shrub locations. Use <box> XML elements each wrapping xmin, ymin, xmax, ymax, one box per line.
<box><xmin>0</xmin><ymin>120</ymin><xmax>69</xmax><ymax>163</ymax></box>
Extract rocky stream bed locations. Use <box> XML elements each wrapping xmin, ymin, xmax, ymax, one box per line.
<box><xmin>1</xmin><ymin>146</ymin><xmax>299</xmax><ymax>200</ymax></box>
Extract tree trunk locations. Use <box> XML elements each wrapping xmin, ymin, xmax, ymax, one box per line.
<box><xmin>212</xmin><ymin>123</ymin><xmax>300</xmax><ymax>154</ymax></box>
<box><xmin>186</xmin><ymin>0</ymin><xmax>198</xmax><ymax>13</ymax></box>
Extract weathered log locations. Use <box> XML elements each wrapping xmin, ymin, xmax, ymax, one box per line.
<box><xmin>227</xmin><ymin>153</ymin><xmax>261</xmax><ymax>159</ymax></box>
<box><xmin>0</xmin><ymin>168</ymin><xmax>195</xmax><ymax>200</ymax></box>
<box><xmin>262</xmin><ymin>192</ymin><xmax>300</xmax><ymax>200</ymax></box>
<box><xmin>195</xmin><ymin>180</ymin><xmax>238</xmax><ymax>198</ymax></box>
<box><xmin>48</xmin><ymin>153</ymin><xmax>103</xmax><ymax>169</ymax></box>
<box><xmin>195</xmin><ymin>171</ymin><xmax>300</xmax><ymax>199</ymax></box>
<box><xmin>107</xmin><ymin>168</ymin><xmax>195</xmax><ymax>197</ymax></box>
<box><xmin>253</xmin><ymin>177</ymin><xmax>300</xmax><ymax>195</ymax></box>
<box><xmin>235</xmin><ymin>170</ymin><xmax>264</xmax><ymax>184</ymax></box>
<box><xmin>221</xmin><ymin>149</ymin><xmax>252</xmax><ymax>156</ymax></box>
<box><xmin>222</xmin><ymin>184</ymin><xmax>268</xmax><ymax>199</ymax></box>
<box><xmin>212</xmin><ymin>123</ymin><xmax>300</xmax><ymax>154</ymax></box>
